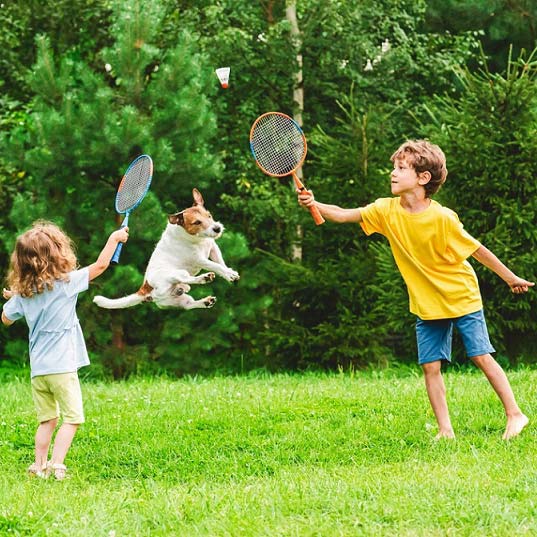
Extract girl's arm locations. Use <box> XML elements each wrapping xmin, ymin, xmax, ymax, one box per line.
<box><xmin>297</xmin><ymin>191</ymin><xmax>363</xmax><ymax>223</ymax></box>
<box><xmin>472</xmin><ymin>245</ymin><xmax>535</xmax><ymax>294</ymax></box>
<box><xmin>87</xmin><ymin>228</ymin><xmax>129</xmax><ymax>281</ymax></box>
<box><xmin>2</xmin><ymin>289</ymin><xmax>15</xmax><ymax>325</ymax></box>
<box><xmin>2</xmin><ymin>311</ymin><xmax>14</xmax><ymax>326</ymax></box>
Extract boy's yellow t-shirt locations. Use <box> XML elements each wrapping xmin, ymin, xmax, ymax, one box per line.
<box><xmin>360</xmin><ymin>197</ymin><xmax>482</xmax><ymax>320</ymax></box>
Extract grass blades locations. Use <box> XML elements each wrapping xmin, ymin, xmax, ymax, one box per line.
<box><xmin>1</xmin><ymin>369</ymin><xmax>536</xmax><ymax>536</ymax></box>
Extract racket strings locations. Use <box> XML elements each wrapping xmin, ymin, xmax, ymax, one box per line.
<box><xmin>251</xmin><ymin>114</ymin><xmax>306</xmax><ymax>176</ymax></box>
<box><xmin>116</xmin><ymin>157</ymin><xmax>152</xmax><ymax>212</ymax></box>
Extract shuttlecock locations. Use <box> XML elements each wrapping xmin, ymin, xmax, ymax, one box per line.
<box><xmin>215</xmin><ymin>67</ymin><xmax>230</xmax><ymax>89</ymax></box>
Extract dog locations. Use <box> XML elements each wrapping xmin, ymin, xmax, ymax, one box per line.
<box><xmin>93</xmin><ymin>188</ymin><xmax>239</xmax><ymax>310</ymax></box>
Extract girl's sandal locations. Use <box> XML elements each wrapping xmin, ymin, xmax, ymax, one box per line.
<box><xmin>27</xmin><ymin>463</ymin><xmax>47</xmax><ymax>479</ymax></box>
<box><xmin>46</xmin><ymin>462</ymin><xmax>68</xmax><ymax>481</ymax></box>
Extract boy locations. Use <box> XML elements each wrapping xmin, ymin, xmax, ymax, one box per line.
<box><xmin>298</xmin><ymin>139</ymin><xmax>532</xmax><ymax>440</ymax></box>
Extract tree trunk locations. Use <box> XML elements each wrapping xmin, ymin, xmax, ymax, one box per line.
<box><xmin>111</xmin><ymin>319</ymin><xmax>125</xmax><ymax>351</ymax></box>
<box><xmin>286</xmin><ymin>2</ymin><xmax>305</xmax><ymax>263</ymax></box>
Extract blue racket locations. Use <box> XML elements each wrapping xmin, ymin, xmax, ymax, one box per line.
<box><xmin>111</xmin><ymin>154</ymin><xmax>153</xmax><ymax>264</ymax></box>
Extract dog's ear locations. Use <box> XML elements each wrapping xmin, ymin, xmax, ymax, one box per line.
<box><xmin>192</xmin><ymin>188</ymin><xmax>204</xmax><ymax>207</ymax></box>
<box><xmin>168</xmin><ymin>212</ymin><xmax>184</xmax><ymax>226</ymax></box>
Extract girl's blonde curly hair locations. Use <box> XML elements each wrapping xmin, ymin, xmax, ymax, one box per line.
<box><xmin>7</xmin><ymin>221</ymin><xmax>78</xmax><ymax>298</ymax></box>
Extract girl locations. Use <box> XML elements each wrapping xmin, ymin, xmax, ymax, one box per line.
<box><xmin>2</xmin><ymin>220</ymin><xmax>128</xmax><ymax>479</ymax></box>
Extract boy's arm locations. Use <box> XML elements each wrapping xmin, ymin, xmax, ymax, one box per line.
<box><xmin>87</xmin><ymin>228</ymin><xmax>129</xmax><ymax>281</ymax></box>
<box><xmin>472</xmin><ymin>245</ymin><xmax>535</xmax><ymax>294</ymax></box>
<box><xmin>297</xmin><ymin>191</ymin><xmax>363</xmax><ymax>223</ymax></box>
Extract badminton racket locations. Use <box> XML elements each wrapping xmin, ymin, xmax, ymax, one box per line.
<box><xmin>110</xmin><ymin>154</ymin><xmax>153</xmax><ymax>264</ymax></box>
<box><xmin>249</xmin><ymin>112</ymin><xmax>324</xmax><ymax>225</ymax></box>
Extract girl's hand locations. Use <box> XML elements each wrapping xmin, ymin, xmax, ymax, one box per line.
<box><xmin>111</xmin><ymin>227</ymin><xmax>129</xmax><ymax>243</ymax></box>
<box><xmin>2</xmin><ymin>288</ymin><xmax>13</xmax><ymax>300</ymax></box>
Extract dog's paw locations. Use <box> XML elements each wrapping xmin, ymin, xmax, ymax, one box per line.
<box><xmin>222</xmin><ymin>268</ymin><xmax>240</xmax><ymax>282</ymax></box>
<box><xmin>203</xmin><ymin>296</ymin><xmax>217</xmax><ymax>308</ymax></box>
<box><xmin>172</xmin><ymin>283</ymin><xmax>191</xmax><ymax>296</ymax></box>
<box><xmin>202</xmin><ymin>272</ymin><xmax>216</xmax><ymax>283</ymax></box>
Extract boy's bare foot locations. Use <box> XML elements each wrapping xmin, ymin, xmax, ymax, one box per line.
<box><xmin>502</xmin><ymin>414</ymin><xmax>529</xmax><ymax>440</ymax></box>
<box><xmin>434</xmin><ymin>429</ymin><xmax>455</xmax><ymax>440</ymax></box>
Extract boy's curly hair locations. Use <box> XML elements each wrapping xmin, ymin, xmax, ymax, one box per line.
<box><xmin>391</xmin><ymin>139</ymin><xmax>448</xmax><ymax>197</ymax></box>
<box><xmin>7</xmin><ymin>221</ymin><xmax>78</xmax><ymax>298</ymax></box>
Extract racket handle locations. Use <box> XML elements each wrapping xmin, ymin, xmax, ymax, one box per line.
<box><xmin>293</xmin><ymin>174</ymin><xmax>325</xmax><ymax>226</ymax></box>
<box><xmin>110</xmin><ymin>214</ymin><xmax>129</xmax><ymax>264</ymax></box>
<box><xmin>298</xmin><ymin>190</ymin><xmax>325</xmax><ymax>225</ymax></box>
<box><xmin>308</xmin><ymin>204</ymin><xmax>325</xmax><ymax>226</ymax></box>
<box><xmin>110</xmin><ymin>242</ymin><xmax>123</xmax><ymax>264</ymax></box>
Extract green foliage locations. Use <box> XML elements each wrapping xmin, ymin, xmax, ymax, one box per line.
<box><xmin>0</xmin><ymin>0</ymin><xmax>113</xmax><ymax>103</ymax></box>
<box><xmin>368</xmin><ymin>241</ymin><xmax>417</xmax><ymax>359</ymax></box>
<box><xmin>2</xmin><ymin>339</ymin><xmax>29</xmax><ymax>368</ymax></box>
<box><xmin>2</xmin><ymin>0</ymin><xmax>537</xmax><ymax>374</ymax></box>
<box><xmin>0</xmin><ymin>0</ymin><xmax>272</xmax><ymax>377</ymax></box>
<box><xmin>425</xmin><ymin>0</ymin><xmax>537</xmax><ymax>72</ymax></box>
<box><xmin>418</xmin><ymin>48</ymin><xmax>537</xmax><ymax>363</ymax></box>
<box><xmin>160</xmin><ymin>0</ymin><xmax>480</xmax><ymax>371</ymax></box>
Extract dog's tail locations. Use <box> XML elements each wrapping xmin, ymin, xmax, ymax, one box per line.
<box><xmin>93</xmin><ymin>293</ymin><xmax>144</xmax><ymax>309</ymax></box>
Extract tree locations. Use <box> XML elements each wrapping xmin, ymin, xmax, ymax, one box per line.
<box><xmin>0</xmin><ymin>0</ymin><xmax>113</xmax><ymax>104</ymax></box>
<box><xmin>425</xmin><ymin>0</ymin><xmax>537</xmax><ymax>72</ymax></box>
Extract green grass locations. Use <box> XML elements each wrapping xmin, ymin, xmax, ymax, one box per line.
<box><xmin>1</xmin><ymin>368</ymin><xmax>537</xmax><ymax>536</ymax></box>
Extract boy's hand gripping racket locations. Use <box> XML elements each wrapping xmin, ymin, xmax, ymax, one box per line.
<box><xmin>111</xmin><ymin>154</ymin><xmax>153</xmax><ymax>264</ymax></box>
<box><xmin>249</xmin><ymin>112</ymin><xmax>324</xmax><ymax>225</ymax></box>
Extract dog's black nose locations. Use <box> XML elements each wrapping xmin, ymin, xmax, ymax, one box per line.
<box><xmin>213</xmin><ymin>225</ymin><xmax>221</xmax><ymax>234</ymax></box>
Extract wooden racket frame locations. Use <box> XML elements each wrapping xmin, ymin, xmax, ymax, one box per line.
<box><xmin>250</xmin><ymin>112</ymin><xmax>325</xmax><ymax>226</ymax></box>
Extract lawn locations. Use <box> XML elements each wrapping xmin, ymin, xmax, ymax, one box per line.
<box><xmin>1</xmin><ymin>368</ymin><xmax>536</xmax><ymax>536</ymax></box>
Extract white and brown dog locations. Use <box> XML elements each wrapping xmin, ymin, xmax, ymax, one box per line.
<box><xmin>93</xmin><ymin>188</ymin><xmax>239</xmax><ymax>310</ymax></box>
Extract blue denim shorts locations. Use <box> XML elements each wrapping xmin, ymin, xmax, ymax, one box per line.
<box><xmin>416</xmin><ymin>309</ymin><xmax>495</xmax><ymax>365</ymax></box>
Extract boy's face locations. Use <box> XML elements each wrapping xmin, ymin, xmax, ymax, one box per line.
<box><xmin>390</xmin><ymin>157</ymin><xmax>429</xmax><ymax>196</ymax></box>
